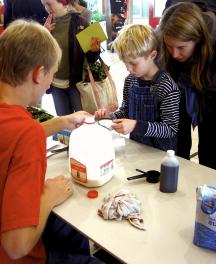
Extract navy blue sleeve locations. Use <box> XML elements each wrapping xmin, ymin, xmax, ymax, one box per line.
<box><xmin>3</xmin><ymin>0</ymin><xmax>12</xmax><ymax>27</ymax></box>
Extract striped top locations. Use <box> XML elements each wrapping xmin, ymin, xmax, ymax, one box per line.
<box><xmin>112</xmin><ymin>71</ymin><xmax>180</xmax><ymax>138</ymax></box>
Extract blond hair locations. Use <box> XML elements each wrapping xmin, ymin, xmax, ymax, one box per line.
<box><xmin>0</xmin><ymin>19</ymin><xmax>62</xmax><ymax>86</ymax></box>
<box><xmin>159</xmin><ymin>2</ymin><xmax>213</xmax><ymax>91</ymax></box>
<box><xmin>113</xmin><ymin>24</ymin><xmax>157</xmax><ymax>61</ymax></box>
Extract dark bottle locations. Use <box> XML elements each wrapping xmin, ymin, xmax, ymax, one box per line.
<box><xmin>159</xmin><ymin>150</ymin><xmax>179</xmax><ymax>193</ymax></box>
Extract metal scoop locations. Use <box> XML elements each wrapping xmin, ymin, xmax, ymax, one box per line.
<box><xmin>127</xmin><ymin>169</ymin><xmax>160</xmax><ymax>183</ymax></box>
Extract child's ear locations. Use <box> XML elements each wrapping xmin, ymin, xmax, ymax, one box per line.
<box><xmin>150</xmin><ymin>50</ymin><xmax>157</xmax><ymax>60</ymax></box>
<box><xmin>32</xmin><ymin>66</ymin><xmax>45</xmax><ymax>84</ymax></box>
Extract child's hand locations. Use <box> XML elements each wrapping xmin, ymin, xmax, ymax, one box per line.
<box><xmin>44</xmin><ymin>175</ymin><xmax>74</xmax><ymax>208</ymax></box>
<box><xmin>95</xmin><ymin>108</ymin><xmax>112</xmax><ymax>120</ymax></box>
<box><xmin>62</xmin><ymin>111</ymin><xmax>92</xmax><ymax>129</ymax></box>
<box><xmin>112</xmin><ymin>119</ymin><xmax>137</xmax><ymax>134</ymax></box>
<box><xmin>90</xmin><ymin>37</ymin><xmax>101</xmax><ymax>52</ymax></box>
<box><xmin>44</xmin><ymin>14</ymin><xmax>56</xmax><ymax>32</ymax></box>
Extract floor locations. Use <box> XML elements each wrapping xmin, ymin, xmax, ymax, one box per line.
<box><xmin>41</xmin><ymin>50</ymin><xmax>199</xmax><ymax>164</ymax></box>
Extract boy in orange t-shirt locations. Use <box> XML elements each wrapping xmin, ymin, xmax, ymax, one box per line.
<box><xmin>0</xmin><ymin>20</ymin><xmax>102</xmax><ymax>264</ymax></box>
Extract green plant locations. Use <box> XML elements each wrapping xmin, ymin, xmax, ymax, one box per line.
<box><xmin>91</xmin><ymin>11</ymin><xmax>106</xmax><ymax>22</ymax></box>
<box><xmin>27</xmin><ymin>106</ymin><xmax>54</xmax><ymax>122</ymax></box>
<box><xmin>84</xmin><ymin>61</ymin><xmax>110</xmax><ymax>82</ymax></box>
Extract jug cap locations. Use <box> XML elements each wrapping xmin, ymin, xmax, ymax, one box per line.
<box><xmin>84</xmin><ymin>116</ymin><xmax>95</xmax><ymax>124</ymax></box>
<box><xmin>87</xmin><ymin>190</ymin><xmax>98</xmax><ymax>198</ymax></box>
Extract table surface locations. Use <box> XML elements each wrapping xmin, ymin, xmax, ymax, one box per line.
<box><xmin>46</xmin><ymin>134</ymin><xmax>216</xmax><ymax>264</ymax></box>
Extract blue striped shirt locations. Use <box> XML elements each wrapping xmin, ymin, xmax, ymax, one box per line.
<box><xmin>112</xmin><ymin>71</ymin><xmax>180</xmax><ymax>138</ymax></box>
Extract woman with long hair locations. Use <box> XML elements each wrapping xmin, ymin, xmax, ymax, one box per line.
<box><xmin>158</xmin><ymin>2</ymin><xmax>216</xmax><ymax>169</ymax></box>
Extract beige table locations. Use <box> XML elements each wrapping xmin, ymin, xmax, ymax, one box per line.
<box><xmin>46</xmin><ymin>135</ymin><xmax>216</xmax><ymax>264</ymax></box>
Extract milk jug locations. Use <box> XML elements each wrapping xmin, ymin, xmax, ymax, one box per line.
<box><xmin>68</xmin><ymin>117</ymin><xmax>115</xmax><ymax>187</ymax></box>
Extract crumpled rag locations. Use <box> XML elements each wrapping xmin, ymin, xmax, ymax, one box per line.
<box><xmin>98</xmin><ymin>189</ymin><xmax>145</xmax><ymax>230</ymax></box>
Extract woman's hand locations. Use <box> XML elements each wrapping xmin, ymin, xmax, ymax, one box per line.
<box><xmin>44</xmin><ymin>14</ymin><xmax>56</xmax><ymax>32</ymax></box>
<box><xmin>90</xmin><ymin>37</ymin><xmax>101</xmax><ymax>52</ymax></box>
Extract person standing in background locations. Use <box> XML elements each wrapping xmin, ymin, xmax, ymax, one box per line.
<box><xmin>43</xmin><ymin>0</ymin><xmax>100</xmax><ymax>116</ymax></box>
<box><xmin>79</xmin><ymin>0</ymin><xmax>87</xmax><ymax>8</ymax></box>
<box><xmin>3</xmin><ymin>0</ymin><xmax>48</xmax><ymax>27</ymax></box>
<box><xmin>158</xmin><ymin>2</ymin><xmax>216</xmax><ymax>169</ymax></box>
<box><xmin>69</xmin><ymin>0</ymin><xmax>92</xmax><ymax>23</ymax></box>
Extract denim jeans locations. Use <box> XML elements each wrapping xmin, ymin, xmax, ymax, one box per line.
<box><xmin>43</xmin><ymin>213</ymin><xmax>102</xmax><ymax>264</ymax></box>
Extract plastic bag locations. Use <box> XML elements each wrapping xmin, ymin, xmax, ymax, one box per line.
<box><xmin>193</xmin><ymin>185</ymin><xmax>216</xmax><ymax>251</ymax></box>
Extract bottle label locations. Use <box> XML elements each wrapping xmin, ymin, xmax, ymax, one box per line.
<box><xmin>70</xmin><ymin>158</ymin><xmax>114</xmax><ymax>183</ymax></box>
<box><xmin>70</xmin><ymin>158</ymin><xmax>87</xmax><ymax>183</ymax></box>
<box><xmin>160</xmin><ymin>164</ymin><xmax>179</xmax><ymax>193</ymax></box>
<box><xmin>100</xmin><ymin>159</ymin><xmax>114</xmax><ymax>177</ymax></box>
<box><xmin>194</xmin><ymin>185</ymin><xmax>216</xmax><ymax>251</ymax></box>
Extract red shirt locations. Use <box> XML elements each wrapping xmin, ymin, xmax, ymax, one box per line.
<box><xmin>0</xmin><ymin>4</ymin><xmax>4</xmax><ymax>15</ymax></box>
<box><xmin>0</xmin><ymin>104</ymin><xmax>47</xmax><ymax>264</ymax></box>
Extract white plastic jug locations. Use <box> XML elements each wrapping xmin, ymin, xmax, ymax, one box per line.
<box><xmin>68</xmin><ymin>117</ymin><xmax>115</xmax><ymax>187</ymax></box>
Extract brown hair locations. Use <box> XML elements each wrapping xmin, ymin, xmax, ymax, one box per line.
<box><xmin>159</xmin><ymin>2</ymin><xmax>213</xmax><ymax>91</ymax></box>
<box><xmin>0</xmin><ymin>19</ymin><xmax>62</xmax><ymax>86</ymax></box>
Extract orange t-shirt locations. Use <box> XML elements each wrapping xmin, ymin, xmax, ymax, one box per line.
<box><xmin>0</xmin><ymin>4</ymin><xmax>4</xmax><ymax>15</ymax></box>
<box><xmin>0</xmin><ymin>104</ymin><xmax>47</xmax><ymax>264</ymax></box>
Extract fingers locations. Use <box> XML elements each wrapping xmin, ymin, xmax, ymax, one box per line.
<box><xmin>112</xmin><ymin>119</ymin><xmax>136</xmax><ymax>134</ymax></box>
<box><xmin>112</xmin><ymin>119</ymin><xmax>127</xmax><ymax>134</ymax></box>
<box><xmin>45</xmin><ymin>175</ymin><xmax>74</xmax><ymax>206</ymax></box>
<box><xmin>44</xmin><ymin>14</ymin><xmax>55</xmax><ymax>32</ymax></box>
<box><xmin>95</xmin><ymin>109</ymin><xmax>109</xmax><ymax>119</ymax></box>
<box><xmin>62</xmin><ymin>112</ymin><xmax>92</xmax><ymax>130</ymax></box>
<box><xmin>73</xmin><ymin>112</ymin><xmax>92</xmax><ymax>126</ymax></box>
<box><xmin>112</xmin><ymin>119</ymin><xmax>123</xmax><ymax>124</ymax></box>
<box><xmin>44</xmin><ymin>14</ymin><xmax>52</xmax><ymax>25</ymax></box>
<box><xmin>57</xmin><ymin>176</ymin><xmax>74</xmax><ymax>196</ymax></box>
<box><xmin>90</xmin><ymin>37</ymin><xmax>101</xmax><ymax>52</ymax></box>
<box><xmin>112</xmin><ymin>120</ymin><xmax>122</xmax><ymax>130</ymax></box>
<box><xmin>78</xmin><ymin>111</ymin><xmax>92</xmax><ymax>116</ymax></box>
<box><xmin>65</xmin><ymin>179</ymin><xmax>74</xmax><ymax>196</ymax></box>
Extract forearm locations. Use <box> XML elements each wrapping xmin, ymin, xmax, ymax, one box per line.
<box><xmin>41</xmin><ymin>116</ymin><xmax>69</xmax><ymax>137</ymax></box>
<box><xmin>21</xmin><ymin>190</ymin><xmax>54</xmax><ymax>255</ymax></box>
<box><xmin>41</xmin><ymin>111</ymin><xmax>90</xmax><ymax>137</ymax></box>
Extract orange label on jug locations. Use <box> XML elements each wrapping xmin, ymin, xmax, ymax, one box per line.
<box><xmin>70</xmin><ymin>158</ymin><xmax>87</xmax><ymax>183</ymax></box>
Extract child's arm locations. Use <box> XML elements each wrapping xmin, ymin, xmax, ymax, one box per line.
<box><xmin>1</xmin><ymin>176</ymin><xmax>73</xmax><ymax>260</ymax></box>
<box><xmin>41</xmin><ymin>111</ymin><xmax>91</xmax><ymax>137</ymax></box>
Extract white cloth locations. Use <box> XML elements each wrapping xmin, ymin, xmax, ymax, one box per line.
<box><xmin>98</xmin><ymin>189</ymin><xmax>145</xmax><ymax>230</ymax></box>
